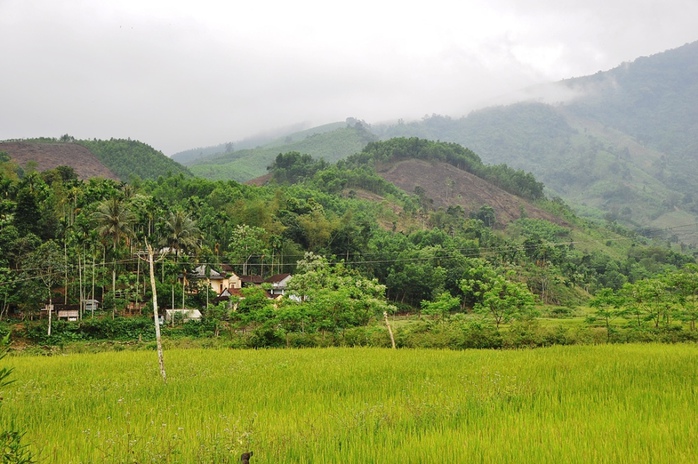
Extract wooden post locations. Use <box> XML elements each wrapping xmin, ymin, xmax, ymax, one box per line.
<box><xmin>146</xmin><ymin>241</ymin><xmax>167</xmax><ymax>383</ymax></box>
<box><xmin>384</xmin><ymin>311</ymin><xmax>396</xmax><ymax>349</ymax></box>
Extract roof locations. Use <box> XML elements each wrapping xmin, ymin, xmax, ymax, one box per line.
<box><xmin>192</xmin><ymin>265</ymin><xmax>222</xmax><ymax>279</ymax></box>
<box><xmin>218</xmin><ymin>287</ymin><xmax>244</xmax><ymax>298</ymax></box>
<box><xmin>240</xmin><ymin>275</ymin><xmax>264</xmax><ymax>284</ymax></box>
<box><xmin>265</xmin><ymin>273</ymin><xmax>291</xmax><ymax>283</ymax></box>
<box><xmin>191</xmin><ymin>265</ymin><xmax>239</xmax><ymax>280</ymax></box>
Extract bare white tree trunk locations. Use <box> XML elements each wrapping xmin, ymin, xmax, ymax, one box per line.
<box><xmin>91</xmin><ymin>253</ymin><xmax>95</xmax><ymax>318</ymax></box>
<box><xmin>47</xmin><ymin>300</ymin><xmax>52</xmax><ymax>337</ymax></box>
<box><xmin>147</xmin><ymin>243</ymin><xmax>167</xmax><ymax>383</ymax></box>
<box><xmin>135</xmin><ymin>256</ymin><xmax>140</xmax><ymax>312</ymax></box>
<box><xmin>64</xmin><ymin>240</ymin><xmax>68</xmax><ymax>305</ymax></box>
<box><xmin>112</xmin><ymin>265</ymin><xmax>116</xmax><ymax>320</ymax></box>
<box><xmin>78</xmin><ymin>252</ymin><xmax>83</xmax><ymax>320</ymax></box>
<box><xmin>384</xmin><ymin>311</ymin><xmax>396</xmax><ymax>349</ymax></box>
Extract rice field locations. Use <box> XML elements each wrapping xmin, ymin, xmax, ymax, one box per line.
<box><xmin>2</xmin><ymin>344</ymin><xmax>697</xmax><ymax>463</ymax></box>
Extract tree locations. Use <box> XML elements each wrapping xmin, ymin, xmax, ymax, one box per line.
<box><xmin>620</xmin><ymin>277</ymin><xmax>670</xmax><ymax>328</ymax></box>
<box><xmin>93</xmin><ymin>196</ymin><xmax>135</xmax><ymax>316</ymax></box>
<box><xmin>93</xmin><ymin>196</ymin><xmax>135</xmax><ymax>252</ymax></box>
<box><xmin>420</xmin><ymin>291</ymin><xmax>461</xmax><ymax>323</ymax></box>
<box><xmin>22</xmin><ymin>241</ymin><xmax>65</xmax><ymax>336</ymax></box>
<box><xmin>284</xmin><ymin>253</ymin><xmax>395</xmax><ymax>332</ymax></box>
<box><xmin>461</xmin><ymin>263</ymin><xmax>536</xmax><ymax>329</ymax></box>
<box><xmin>228</xmin><ymin>224</ymin><xmax>268</xmax><ymax>276</ymax></box>
<box><xmin>473</xmin><ymin>205</ymin><xmax>496</xmax><ymax>227</ymax></box>
<box><xmin>589</xmin><ymin>287</ymin><xmax>623</xmax><ymax>341</ymax></box>
<box><xmin>161</xmin><ymin>210</ymin><xmax>201</xmax><ymax>261</ymax></box>
<box><xmin>0</xmin><ymin>268</ymin><xmax>19</xmax><ymax>320</ymax></box>
<box><xmin>666</xmin><ymin>266</ymin><xmax>698</xmax><ymax>330</ymax></box>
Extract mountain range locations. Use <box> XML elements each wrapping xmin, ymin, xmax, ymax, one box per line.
<box><xmin>174</xmin><ymin>41</ymin><xmax>698</xmax><ymax>242</ymax></box>
<box><xmin>2</xmin><ymin>41</ymin><xmax>697</xmax><ymax>244</ymax></box>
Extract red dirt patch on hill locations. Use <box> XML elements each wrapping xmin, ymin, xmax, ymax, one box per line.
<box><xmin>377</xmin><ymin>159</ymin><xmax>565</xmax><ymax>226</ymax></box>
<box><xmin>0</xmin><ymin>142</ymin><xmax>120</xmax><ymax>181</ymax></box>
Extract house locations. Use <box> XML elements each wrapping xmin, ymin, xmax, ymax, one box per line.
<box><xmin>189</xmin><ymin>265</ymin><xmax>242</xmax><ymax>294</ymax></box>
<box><xmin>83</xmin><ymin>299</ymin><xmax>99</xmax><ymax>312</ymax></box>
<box><xmin>165</xmin><ymin>308</ymin><xmax>202</xmax><ymax>323</ymax></box>
<box><xmin>57</xmin><ymin>309</ymin><xmax>79</xmax><ymax>321</ymax></box>
<box><xmin>265</xmin><ymin>273</ymin><xmax>292</xmax><ymax>296</ymax></box>
<box><xmin>214</xmin><ymin>287</ymin><xmax>244</xmax><ymax>310</ymax></box>
<box><xmin>239</xmin><ymin>275</ymin><xmax>264</xmax><ymax>287</ymax></box>
<box><xmin>52</xmin><ymin>303</ymin><xmax>81</xmax><ymax>321</ymax></box>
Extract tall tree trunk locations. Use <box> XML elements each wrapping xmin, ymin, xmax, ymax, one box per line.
<box><xmin>147</xmin><ymin>243</ymin><xmax>167</xmax><ymax>383</ymax></box>
<box><xmin>135</xmin><ymin>257</ymin><xmax>140</xmax><ymax>314</ymax></box>
<box><xmin>78</xmin><ymin>252</ymin><xmax>83</xmax><ymax>320</ymax></box>
<box><xmin>64</xmin><ymin>239</ymin><xmax>68</xmax><ymax>305</ymax></box>
<box><xmin>91</xmin><ymin>253</ymin><xmax>96</xmax><ymax>318</ymax></box>
<box><xmin>112</xmin><ymin>263</ymin><xmax>116</xmax><ymax>320</ymax></box>
<box><xmin>47</xmin><ymin>294</ymin><xmax>52</xmax><ymax>337</ymax></box>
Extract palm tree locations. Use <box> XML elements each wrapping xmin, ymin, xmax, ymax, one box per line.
<box><xmin>162</xmin><ymin>210</ymin><xmax>201</xmax><ymax>261</ymax></box>
<box><xmin>93</xmin><ymin>197</ymin><xmax>136</xmax><ymax>252</ymax></box>
<box><xmin>93</xmin><ymin>196</ymin><xmax>135</xmax><ymax>317</ymax></box>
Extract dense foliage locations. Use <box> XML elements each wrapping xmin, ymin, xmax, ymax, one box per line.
<box><xmin>369</xmin><ymin>42</ymin><xmax>698</xmax><ymax>237</ymax></box>
<box><xmin>78</xmin><ymin>138</ymin><xmax>192</xmax><ymax>181</ymax></box>
<box><xmin>1</xmin><ymin>136</ymin><xmax>697</xmax><ymax>346</ymax></box>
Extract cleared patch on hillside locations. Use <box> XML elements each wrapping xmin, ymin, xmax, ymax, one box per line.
<box><xmin>378</xmin><ymin>159</ymin><xmax>565</xmax><ymax>226</ymax></box>
<box><xmin>0</xmin><ymin>142</ymin><xmax>120</xmax><ymax>180</ymax></box>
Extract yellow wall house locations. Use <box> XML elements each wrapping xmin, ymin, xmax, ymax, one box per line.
<box><xmin>190</xmin><ymin>265</ymin><xmax>242</xmax><ymax>294</ymax></box>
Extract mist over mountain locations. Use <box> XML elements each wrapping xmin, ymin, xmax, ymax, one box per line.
<box><xmin>178</xmin><ymin>41</ymin><xmax>697</xmax><ymax>241</ymax></box>
<box><xmin>369</xmin><ymin>41</ymin><xmax>698</xmax><ymax>238</ymax></box>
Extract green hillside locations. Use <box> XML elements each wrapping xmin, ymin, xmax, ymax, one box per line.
<box><xmin>375</xmin><ymin>104</ymin><xmax>680</xmax><ymax>226</ymax></box>
<box><xmin>177</xmin><ymin>41</ymin><xmax>698</xmax><ymax>238</ymax></box>
<box><xmin>79</xmin><ymin>138</ymin><xmax>192</xmax><ymax>181</ymax></box>
<box><xmin>370</xmin><ymin>41</ymin><xmax>698</xmax><ymax>242</ymax></box>
<box><xmin>563</xmin><ymin>41</ymin><xmax>698</xmax><ymax>194</ymax></box>
<box><xmin>188</xmin><ymin>122</ymin><xmax>375</xmax><ymax>182</ymax></box>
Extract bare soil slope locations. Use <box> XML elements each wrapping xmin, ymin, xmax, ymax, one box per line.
<box><xmin>378</xmin><ymin>159</ymin><xmax>565</xmax><ymax>226</ymax></box>
<box><xmin>0</xmin><ymin>142</ymin><xmax>120</xmax><ymax>180</ymax></box>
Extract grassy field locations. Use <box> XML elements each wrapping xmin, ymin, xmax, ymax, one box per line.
<box><xmin>2</xmin><ymin>344</ymin><xmax>697</xmax><ymax>463</ymax></box>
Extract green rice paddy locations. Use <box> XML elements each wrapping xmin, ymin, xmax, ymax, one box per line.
<box><xmin>2</xmin><ymin>344</ymin><xmax>697</xmax><ymax>463</ymax></box>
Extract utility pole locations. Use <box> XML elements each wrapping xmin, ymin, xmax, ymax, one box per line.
<box><xmin>143</xmin><ymin>240</ymin><xmax>167</xmax><ymax>383</ymax></box>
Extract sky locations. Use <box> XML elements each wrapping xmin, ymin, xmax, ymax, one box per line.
<box><xmin>1</xmin><ymin>0</ymin><xmax>697</xmax><ymax>156</ymax></box>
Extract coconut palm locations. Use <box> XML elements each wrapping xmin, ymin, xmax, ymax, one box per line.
<box><xmin>93</xmin><ymin>196</ymin><xmax>136</xmax><ymax>252</ymax></box>
<box><xmin>162</xmin><ymin>210</ymin><xmax>201</xmax><ymax>261</ymax></box>
<box><xmin>93</xmin><ymin>196</ymin><xmax>135</xmax><ymax>317</ymax></box>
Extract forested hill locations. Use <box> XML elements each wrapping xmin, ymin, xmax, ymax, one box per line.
<box><xmin>264</xmin><ymin>138</ymin><xmax>560</xmax><ymax>227</ymax></box>
<box><xmin>370</xmin><ymin>41</ymin><xmax>698</xmax><ymax>242</ymax></box>
<box><xmin>171</xmin><ymin>121</ymin><xmax>347</xmax><ymax>165</ymax></box>
<box><xmin>175</xmin><ymin>42</ymin><xmax>698</xmax><ymax>244</ymax></box>
<box><xmin>0</xmin><ymin>136</ymin><xmax>192</xmax><ymax>182</ymax></box>
<box><xmin>78</xmin><ymin>138</ymin><xmax>192</xmax><ymax>181</ymax></box>
<box><xmin>562</xmin><ymin>40</ymin><xmax>698</xmax><ymax>192</ymax></box>
<box><xmin>183</xmin><ymin>120</ymin><xmax>376</xmax><ymax>182</ymax></box>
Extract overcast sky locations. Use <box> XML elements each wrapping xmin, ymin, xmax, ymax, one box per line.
<box><xmin>1</xmin><ymin>0</ymin><xmax>696</xmax><ymax>155</ymax></box>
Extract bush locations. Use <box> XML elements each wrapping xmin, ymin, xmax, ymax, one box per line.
<box><xmin>22</xmin><ymin>317</ymin><xmax>155</xmax><ymax>344</ymax></box>
<box><xmin>503</xmin><ymin>318</ymin><xmax>543</xmax><ymax>348</ymax></box>
<box><xmin>249</xmin><ymin>324</ymin><xmax>286</xmax><ymax>348</ymax></box>
<box><xmin>455</xmin><ymin>319</ymin><xmax>503</xmax><ymax>349</ymax></box>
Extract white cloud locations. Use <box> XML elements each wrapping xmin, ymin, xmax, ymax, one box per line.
<box><xmin>1</xmin><ymin>0</ymin><xmax>696</xmax><ymax>154</ymax></box>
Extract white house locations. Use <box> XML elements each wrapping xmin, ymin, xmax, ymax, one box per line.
<box><xmin>265</xmin><ymin>273</ymin><xmax>292</xmax><ymax>296</ymax></box>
